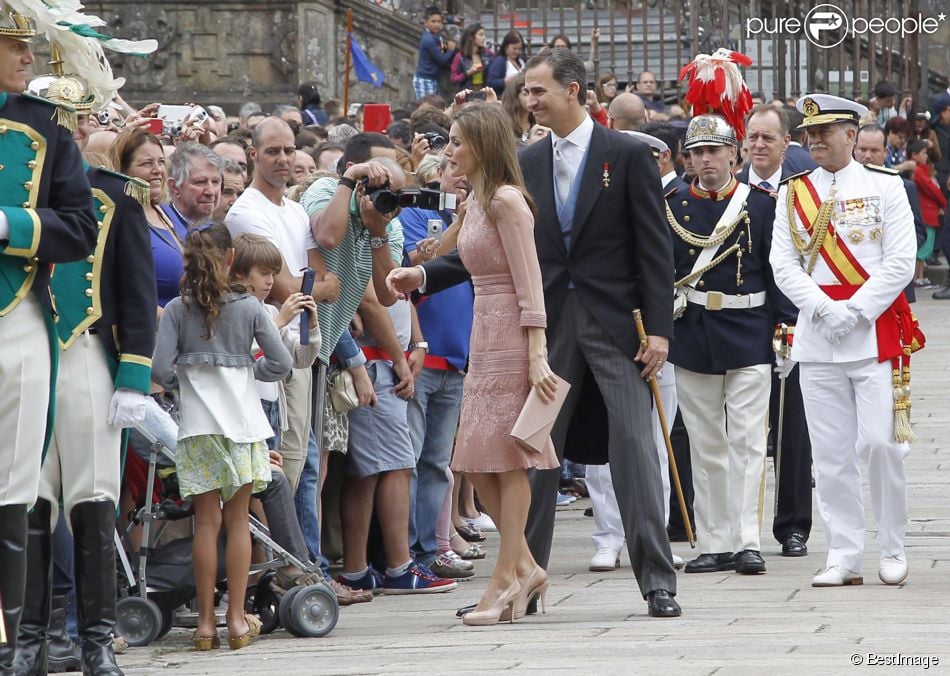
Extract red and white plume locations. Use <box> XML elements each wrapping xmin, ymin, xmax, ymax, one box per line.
<box><xmin>679</xmin><ymin>48</ymin><xmax>754</xmax><ymax>141</ymax></box>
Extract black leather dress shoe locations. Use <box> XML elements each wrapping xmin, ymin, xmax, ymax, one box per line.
<box><xmin>684</xmin><ymin>552</ymin><xmax>735</xmax><ymax>573</ymax></box>
<box><xmin>734</xmin><ymin>549</ymin><xmax>766</xmax><ymax>574</ymax></box>
<box><xmin>781</xmin><ymin>532</ymin><xmax>808</xmax><ymax>557</ymax></box>
<box><xmin>646</xmin><ymin>590</ymin><xmax>681</xmax><ymax>617</ymax></box>
<box><xmin>933</xmin><ymin>286</ymin><xmax>950</xmax><ymax>300</ymax></box>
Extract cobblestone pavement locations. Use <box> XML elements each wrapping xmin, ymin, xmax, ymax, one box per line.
<box><xmin>119</xmin><ymin>297</ymin><xmax>950</xmax><ymax>675</ymax></box>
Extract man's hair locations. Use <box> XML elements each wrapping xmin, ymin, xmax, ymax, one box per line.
<box><xmin>637</xmin><ymin>70</ymin><xmax>655</xmax><ymax>82</ymax></box>
<box><xmin>220</xmin><ymin>158</ymin><xmax>244</xmax><ymax>177</ymax></box>
<box><xmin>640</xmin><ymin>122</ymin><xmax>680</xmax><ymax>157</ymax></box>
<box><xmin>747</xmin><ymin>104</ymin><xmax>789</xmax><ymax>135</ymax></box>
<box><xmin>251</xmin><ymin>116</ymin><xmax>294</xmax><ymax>148</ymax></box>
<box><xmin>238</xmin><ymin>102</ymin><xmax>262</xmax><ymax>122</ymax></box>
<box><xmin>324</xmin><ymin>99</ymin><xmax>343</xmax><ymax>118</ymax></box>
<box><xmin>607</xmin><ymin>93</ymin><xmax>646</xmax><ymax>131</ymax></box>
<box><xmin>785</xmin><ymin>107</ymin><xmax>806</xmax><ymax>142</ymax></box>
<box><xmin>295</xmin><ymin>128</ymin><xmax>319</xmax><ymax>149</ymax></box>
<box><xmin>311</xmin><ymin>141</ymin><xmax>345</xmax><ymax>166</ymax></box>
<box><xmin>873</xmin><ymin>80</ymin><xmax>898</xmax><ymax>100</ymax></box>
<box><xmin>167</xmin><ymin>142</ymin><xmax>224</xmax><ymax>186</ymax></box>
<box><xmin>525</xmin><ymin>47</ymin><xmax>586</xmax><ymax>105</ymax></box>
<box><xmin>391</xmin><ymin>108</ymin><xmax>412</xmax><ymax>121</ymax></box>
<box><xmin>210</xmin><ymin>136</ymin><xmax>247</xmax><ymax>151</ymax></box>
<box><xmin>339</xmin><ymin>132</ymin><xmax>397</xmax><ymax>173</ymax></box>
<box><xmin>328</xmin><ymin>123</ymin><xmax>359</xmax><ymax>144</ymax></box>
<box><xmin>906</xmin><ymin>138</ymin><xmax>928</xmax><ymax>157</ymax></box>
<box><xmin>410</xmin><ymin>106</ymin><xmax>451</xmax><ymax>134</ymax></box>
<box><xmin>226</xmin><ymin>128</ymin><xmax>253</xmax><ymax>146</ymax></box>
<box><xmin>857</xmin><ymin>123</ymin><xmax>886</xmax><ymax>147</ymax></box>
<box><xmin>231</xmin><ymin>233</ymin><xmax>283</xmax><ymax>278</ymax></box>
<box><xmin>417</xmin><ymin>94</ymin><xmax>446</xmax><ymax>110</ymax></box>
<box><xmin>386</xmin><ymin>120</ymin><xmax>412</xmax><ymax>147</ymax></box>
<box><xmin>423</xmin><ymin>5</ymin><xmax>442</xmax><ymax>19</ymax></box>
<box><xmin>273</xmin><ymin>104</ymin><xmax>301</xmax><ymax>117</ymax></box>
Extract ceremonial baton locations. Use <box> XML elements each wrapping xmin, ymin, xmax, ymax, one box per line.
<box><xmin>632</xmin><ymin>310</ymin><xmax>695</xmax><ymax>548</ymax></box>
<box><xmin>772</xmin><ymin>324</ymin><xmax>790</xmax><ymax>514</ymax></box>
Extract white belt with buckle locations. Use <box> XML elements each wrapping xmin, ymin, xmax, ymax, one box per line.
<box><xmin>685</xmin><ymin>289</ymin><xmax>767</xmax><ymax>311</ymax></box>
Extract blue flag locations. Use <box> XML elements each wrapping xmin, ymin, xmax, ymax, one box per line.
<box><xmin>349</xmin><ymin>33</ymin><xmax>384</xmax><ymax>88</ymax></box>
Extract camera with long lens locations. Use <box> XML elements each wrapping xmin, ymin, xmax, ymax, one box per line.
<box><xmin>361</xmin><ymin>180</ymin><xmax>451</xmax><ymax>213</ymax></box>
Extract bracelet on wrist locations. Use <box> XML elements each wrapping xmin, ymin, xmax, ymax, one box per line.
<box><xmin>338</xmin><ymin>176</ymin><xmax>357</xmax><ymax>191</ymax></box>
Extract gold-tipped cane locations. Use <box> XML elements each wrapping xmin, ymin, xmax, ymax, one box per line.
<box><xmin>633</xmin><ymin>310</ymin><xmax>695</xmax><ymax>548</ymax></box>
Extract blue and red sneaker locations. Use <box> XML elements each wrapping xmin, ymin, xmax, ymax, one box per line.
<box><xmin>382</xmin><ymin>563</ymin><xmax>458</xmax><ymax>595</ymax></box>
<box><xmin>337</xmin><ymin>567</ymin><xmax>385</xmax><ymax>595</ymax></box>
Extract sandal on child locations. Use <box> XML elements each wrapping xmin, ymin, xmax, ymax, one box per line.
<box><xmin>191</xmin><ymin>631</ymin><xmax>220</xmax><ymax>651</ymax></box>
<box><xmin>227</xmin><ymin>613</ymin><xmax>262</xmax><ymax>651</ymax></box>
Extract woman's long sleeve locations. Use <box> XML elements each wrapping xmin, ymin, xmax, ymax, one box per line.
<box><xmin>492</xmin><ymin>186</ymin><xmax>547</xmax><ymax>328</ymax></box>
<box><xmin>253</xmin><ymin>304</ymin><xmax>293</xmax><ymax>382</ymax></box>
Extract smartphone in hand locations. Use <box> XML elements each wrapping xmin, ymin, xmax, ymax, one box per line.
<box><xmin>299</xmin><ymin>268</ymin><xmax>316</xmax><ymax>345</ymax></box>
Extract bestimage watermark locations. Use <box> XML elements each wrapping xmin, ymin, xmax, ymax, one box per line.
<box><xmin>746</xmin><ymin>3</ymin><xmax>946</xmax><ymax>48</ymax></box>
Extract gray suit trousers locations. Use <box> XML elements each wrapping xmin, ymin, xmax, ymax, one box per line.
<box><xmin>525</xmin><ymin>291</ymin><xmax>677</xmax><ymax>597</ymax></box>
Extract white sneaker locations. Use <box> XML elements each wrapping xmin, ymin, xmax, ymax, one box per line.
<box><xmin>812</xmin><ymin>565</ymin><xmax>864</xmax><ymax>587</ymax></box>
<box><xmin>879</xmin><ymin>555</ymin><xmax>908</xmax><ymax>585</ymax></box>
<box><xmin>465</xmin><ymin>513</ymin><xmax>497</xmax><ymax>532</ymax></box>
<box><xmin>672</xmin><ymin>553</ymin><xmax>685</xmax><ymax>570</ymax></box>
<box><xmin>589</xmin><ymin>547</ymin><xmax>621</xmax><ymax>572</ymax></box>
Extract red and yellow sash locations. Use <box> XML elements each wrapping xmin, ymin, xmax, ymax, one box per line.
<box><xmin>790</xmin><ymin>176</ymin><xmax>924</xmax><ymax>441</ymax></box>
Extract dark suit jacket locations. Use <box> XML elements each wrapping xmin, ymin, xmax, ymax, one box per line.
<box><xmin>783</xmin><ymin>143</ymin><xmax>818</xmax><ymax>174</ymax></box>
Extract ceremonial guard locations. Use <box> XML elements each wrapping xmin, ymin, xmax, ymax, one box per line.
<box><xmin>770</xmin><ymin>94</ymin><xmax>920</xmax><ymax>588</ymax></box>
<box><xmin>667</xmin><ymin>51</ymin><xmax>796</xmax><ymax>575</ymax></box>
<box><xmin>0</xmin><ymin>5</ymin><xmax>98</xmax><ymax>669</ymax></box>
<box><xmin>12</xmin><ymin>17</ymin><xmax>157</xmax><ymax>675</ymax></box>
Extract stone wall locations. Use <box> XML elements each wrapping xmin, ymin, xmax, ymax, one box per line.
<box><xmin>82</xmin><ymin>0</ymin><xmax>424</xmax><ymax>113</ymax></box>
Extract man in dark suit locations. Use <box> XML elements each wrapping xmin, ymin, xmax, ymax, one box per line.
<box><xmin>387</xmin><ymin>48</ymin><xmax>681</xmax><ymax>618</ymax></box>
<box><xmin>736</xmin><ymin>105</ymin><xmax>813</xmax><ymax>559</ymax></box>
<box><xmin>782</xmin><ymin>108</ymin><xmax>819</xmax><ymax>174</ymax></box>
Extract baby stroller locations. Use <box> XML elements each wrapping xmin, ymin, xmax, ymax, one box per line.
<box><xmin>115</xmin><ymin>423</ymin><xmax>339</xmax><ymax>645</ymax></box>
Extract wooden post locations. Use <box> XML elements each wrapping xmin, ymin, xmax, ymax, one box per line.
<box><xmin>344</xmin><ymin>8</ymin><xmax>353</xmax><ymax>113</ymax></box>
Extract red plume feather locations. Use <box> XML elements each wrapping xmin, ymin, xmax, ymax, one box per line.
<box><xmin>679</xmin><ymin>48</ymin><xmax>754</xmax><ymax>141</ymax></box>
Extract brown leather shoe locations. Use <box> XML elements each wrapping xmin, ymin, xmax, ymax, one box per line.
<box><xmin>330</xmin><ymin>579</ymin><xmax>373</xmax><ymax>606</ymax></box>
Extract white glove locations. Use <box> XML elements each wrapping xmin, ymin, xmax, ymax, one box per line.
<box><xmin>815</xmin><ymin>299</ymin><xmax>859</xmax><ymax>340</ymax></box>
<box><xmin>0</xmin><ymin>211</ymin><xmax>9</xmax><ymax>240</ymax></box>
<box><xmin>108</xmin><ymin>388</ymin><xmax>148</xmax><ymax>428</ymax></box>
<box><xmin>775</xmin><ymin>353</ymin><xmax>797</xmax><ymax>379</ymax></box>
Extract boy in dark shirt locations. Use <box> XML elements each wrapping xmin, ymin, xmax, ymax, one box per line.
<box><xmin>413</xmin><ymin>6</ymin><xmax>456</xmax><ymax>99</ymax></box>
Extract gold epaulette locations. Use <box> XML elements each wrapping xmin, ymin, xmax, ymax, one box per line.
<box><xmin>20</xmin><ymin>92</ymin><xmax>78</xmax><ymax>132</ymax></box>
<box><xmin>95</xmin><ymin>166</ymin><xmax>151</xmax><ymax>208</ymax></box>
<box><xmin>864</xmin><ymin>163</ymin><xmax>899</xmax><ymax>176</ymax></box>
<box><xmin>779</xmin><ymin>170</ymin><xmax>811</xmax><ymax>185</ymax></box>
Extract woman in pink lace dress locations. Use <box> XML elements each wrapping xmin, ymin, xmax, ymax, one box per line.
<box><xmin>444</xmin><ymin>103</ymin><xmax>561</xmax><ymax>626</ymax></box>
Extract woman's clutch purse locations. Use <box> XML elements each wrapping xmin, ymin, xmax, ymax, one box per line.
<box><xmin>328</xmin><ymin>369</ymin><xmax>360</xmax><ymax>414</ymax></box>
<box><xmin>510</xmin><ymin>375</ymin><xmax>571</xmax><ymax>453</ymax></box>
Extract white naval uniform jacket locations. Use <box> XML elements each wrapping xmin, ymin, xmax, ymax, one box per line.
<box><xmin>770</xmin><ymin>158</ymin><xmax>916</xmax><ymax>363</ymax></box>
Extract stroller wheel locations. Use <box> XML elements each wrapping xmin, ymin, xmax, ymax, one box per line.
<box><xmin>277</xmin><ymin>586</ymin><xmax>304</xmax><ymax>634</ymax></box>
<box><xmin>253</xmin><ymin>576</ymin><xmax>281</xmax><ymax>635</ymax></box>
<box><xmin>116</xmin><ymin>597</ymin><xmax>163</xmax><ymax>646</ymax></box>
<box><xmin>285</xmin><ymin>583</ymin><xmax>339</xmax><ymax>638</ymax></box>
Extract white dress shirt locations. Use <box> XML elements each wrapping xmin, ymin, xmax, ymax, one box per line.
<box><xmin>748</xmin><ymin>165</ymin><xmax>782</xmax><ymax>190</ymax></box>
<box><xmin>661</xmin><ymin>171</ymin><xmax>679</xmax><ymax>189</ymax></box>
<box><xmin>550</xmin><ymin>115</ymin><xmax>595</xmax><ymax>188</ymax></box>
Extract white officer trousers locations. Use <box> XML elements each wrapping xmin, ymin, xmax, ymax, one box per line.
<box><xmin>675</xmin><ymin>363</ymin><xmax>770</xmax><ymax>554</ymax></box>
<box><xmin>0</xmin><ymin>295</ymin><xmax>52</xmax><ymax>506</ymax></box>
<box><xmin>798</xmin><ymin>358</ymin><xmax>908</xmax><ymax>573</ymax></box>
<box><xmin>39</xmin><ymin>333</ymin><xmax>121</xmax><ymax>528</ymax></box>
<box><xmin>589</xmin><ymin>363</ymin><xmax>677</xmax><ymax>551</ymax></box>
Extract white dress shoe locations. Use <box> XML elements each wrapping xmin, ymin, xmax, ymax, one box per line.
<box><xmin>589</xmin><ymin>547</ymin><xmax>621</xmax><ymax>571</ymax></box>
<box><xmin>812</xmin><ymin>565</ymin><xmax>864</xmax><ymax>587</ymax></box>
<box><xmin>879</xmin><ymin>555</ymin><xmax>908</xmax><ymax>585</ymax></box>
<box><xmin>672</xmin><ymin>553</ymin><xmax>685</xmax><ymax>570</ymax></box>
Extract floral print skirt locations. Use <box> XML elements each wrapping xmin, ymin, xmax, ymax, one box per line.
<box><xmin>176</xmin><ymin>434</ymin><xmax>270</xmax><ymax>502</ymax></box>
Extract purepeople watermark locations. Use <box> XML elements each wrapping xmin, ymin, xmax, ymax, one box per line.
<box><xmin>746</xmin><ymin>3</ymin><xmax>947</xmax><ymax>48</ymax></box>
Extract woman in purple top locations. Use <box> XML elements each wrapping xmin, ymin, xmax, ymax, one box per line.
<box><xmin>111</xmin><ymin>128</ymin><xmax>185</xmax><ymax>309</ymax></box>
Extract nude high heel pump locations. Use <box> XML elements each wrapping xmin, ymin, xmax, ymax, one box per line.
<box><xmin>502</xmin><ymin>565</ymin><xmax>549</xmax><ymax>622</ymax></box>
<box><xmin>462</xmin><ymin>580</ymin><xmax>521</xmax><ymax>626</ymax></box>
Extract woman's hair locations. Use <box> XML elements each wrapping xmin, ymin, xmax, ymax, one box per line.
<box><xmin>548</xmin><ymin>33</ymin><xmax>572</xmax><ymax>49</ymax></box>
<box><xmin>415</xmin><ymin>153</ymin><xmax>442</xmax><ymax>187</ymax></box>
<box><xmin>459</xmin><ymin>23</ymin><xmax>485</xmax><ymax>58</ymax></box>
<box><xmin>109</xmin><ymin>127</ymin><xmax>163</xmax><ymax>174</ymax></box>
<box><xmin>451</xmin><ymin>102</ymin><xmax>536</xmax><ymax>220</ymax></box>
<box><xmin>501</xmin><ymin>72</ymin><xmax>534</xmax><ymax>137</ymax></box>
<box><xmin>230</xmin><ymin>233</ymin><xmax>283</xmax><ymax>282</ymax></box>
<box><xmin>595</xmin><ymin>72</ymin><xmax>617</xmax><ymax>104</ymax></box>
<box><xmin>498</xmin><ymin>30</ymin><xmax>525</xmax><ymax>60</ymax></box>
<box><xmin>181</xmin><ymin>223</ymin><xmax>242</xmax><ymax>339</ymax></box>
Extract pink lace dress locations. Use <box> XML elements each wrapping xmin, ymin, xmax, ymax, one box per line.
<box><xmin>451</xmin><ymin>186</ymin><xmax>560</xmax><ymax>473</ymax></box>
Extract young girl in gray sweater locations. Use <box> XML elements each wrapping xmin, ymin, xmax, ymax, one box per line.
<box><xmin>151</xmin><ymin>224</ymin><xmax>292</xmax><ymax>651</ymax></box>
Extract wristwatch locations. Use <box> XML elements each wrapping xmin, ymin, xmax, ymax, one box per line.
<box><xmin>369</xmin><ymin>235</ymin><xmax>390</xmax><ymax>249</ymax></box>
<box><xmin>409</xmin><ymin>341</ymin><xmax>429</xmax><ymax>354</ymax></box>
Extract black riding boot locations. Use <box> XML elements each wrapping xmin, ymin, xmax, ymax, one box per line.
<box><xmin>46</xmin><ymin>595</ymin><xmax>81</xmax><ymax>674</ymax></box>
<box><xmin>12</xmin><ymin>499</ymin><xmax>53</xmax><ymax>676</ymax></box>
<box><xmin>70</xmin><ymin>503</ymin><xmax>122</xmax><ymax>676</ymax></box>
<box><xmin>0</xmin><ymin>504</ymin><xmax>29</xmax><ymax>674</ymax></box>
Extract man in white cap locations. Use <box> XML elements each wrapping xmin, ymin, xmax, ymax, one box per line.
<box><xmin>770</xmin><ymin>94</ymin><xmax>918</xmax><ymax>587</ymax></box>
<box><xmin>668</xmin><ymin>112</ymin><xmax>797</xmax><ymax>577</ymax></box>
